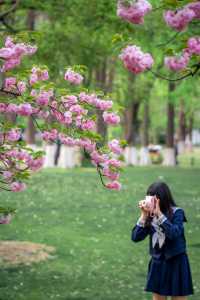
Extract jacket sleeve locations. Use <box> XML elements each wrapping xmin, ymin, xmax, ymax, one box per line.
<box><xmin>158</xmin><ymin>209</ymin><xmax>186</xmax><ymax>240</ymax></box>
<box><xmin>131</xmin><ymin>220</ymin><xmax>150</xmax><ymax>242</ymax></box>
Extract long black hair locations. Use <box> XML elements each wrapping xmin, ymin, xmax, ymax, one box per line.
<box><xmin>145</xmin><ymin>182</ymin><xmax>177</xmax><ymax>225</ymax></box>
<box><xmin>147</xmin><ymin>181</ymin><xmax>177</xmax><ymax>214</ymax></box>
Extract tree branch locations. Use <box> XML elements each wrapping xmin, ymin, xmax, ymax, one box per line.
<box><xmin>0</xmin><ymin>0</ymin><xmax>20</xmax><ymax>19</ymax></box>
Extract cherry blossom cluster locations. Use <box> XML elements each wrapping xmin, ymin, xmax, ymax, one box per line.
<box><xmin>119</xmin><ymin>45</ymin><xmax>154</xmax><ymax>74</ymax></box>
<box><xmin>164</xmin><ymin>2</ymin><xmax>200</xmax><ymax>32</ymax></box>
<box><xmin>0</xmin><ymin>36</ymin><xmax>37</xmax><ymax>71</ymax></box>
<box><xmin>165</xmin><ymin>36</ymin><xmax>200</xmax><ymax>72</ymax></box>
<box><xmin>117</xmin><ymin>0</ymin><xmax>152</xmax><ymax>24</ymax></box>
<box><xmin>64</xmin><ymin>68</ymin><xmax>84</xmax><ymax>85</ymax></box>
<box><xmin>0</xmin><ymin>36</ymin><xmax>123</xmax><ymax>194</ymax></box>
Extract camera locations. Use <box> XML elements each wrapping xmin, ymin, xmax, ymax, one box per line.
<box><xmin>141</xmin><ymin>196</ymin><xmax>156</xmax><ymax>217</ymax></box>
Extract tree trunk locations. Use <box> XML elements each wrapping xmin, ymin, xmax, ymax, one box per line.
<box><xmin>25</xmin><ymin>10</ymin><xmax>36</xmax><ymax>147</ymax></box>
<box><xmin>140</xmin><ymin>101</ymin><xmax>151</xmax><ymax>165</ymax></box>
<box><xmin>177</xmin><ymin>100</ymin><xmax>186</xmax><ymax>154</ymax></box>
<box><xmin>185</xmin><ymin>114</ymin><xmax>193</xmax><ymax>152</ymax></box>
<box><xmin>124</xmin><ymin>100</ymin><xmax>140</xmax><ymax>166</ymax></box>
<box><xmin>95</xmin><ymin>59</ymin><xmax>116</xmax><ymax>144</ymax></box>
<box><xmin>163</xmin><ymin>82</ymin><xmax>176</xmax><ymax>166</ymax></box>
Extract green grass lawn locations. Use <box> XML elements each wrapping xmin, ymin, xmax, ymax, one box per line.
<box><xmin>0</xmin><ymin>166</ymin><xmax>200</xmax><ymax>300</ymax></box>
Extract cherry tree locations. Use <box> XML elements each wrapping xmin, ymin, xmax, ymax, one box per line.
<box><xmin>0</xmin><ymin>36</ymin><xmax>124</xmax><ymax>222</ymax></box>
<box><xmin>116</xmin><ymin>0</ymin><xmax>200</xmax><ymax>165</ymax></box>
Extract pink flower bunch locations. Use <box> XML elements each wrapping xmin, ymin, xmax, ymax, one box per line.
<box><xmin>164</xmin><ymin>8</ymin><xmax>195</xmax><ymax>31</ymax></box>
<box><xmin>119</xmin><ymin>45</ymin><xmax>154</xmax><ymax>74</ymax></box>
<box><xmin>0</xmin><ymin>214</ymin><xmax>12</xmax><ymax>224</ymax></box>
<box><xmin>4</xmin><ymin>77</ymin><xmax>16</xmax><ymax>90</ymax></box>
<box><xmin>164</xmin><ymin>1</ymin><xmax>200</xmax><ymax>32</ymax></box>
<box><xmin>17</xmin><ymin>103</ymin><xmax>33</xmax><ymax>116</ymax></box>
<box><xmin>105</xmin><ymin>181</ymin><xmax>122</xmax><ymax>191</ymax></box>
<box><xmin>11</xmin><ymin>181</ymin><xmax>26</xmax><ymax>192</ymax></box>
<box><xmin>30</xmin><ymin>67</ymin><xmax>49</xmax><ymax>85</ymax></box>
<box><xmin>117</xmin><ymin>0</ymin><xmax>152</xmax><ymax>24</ymax></box>
<box><xmin>103</xmin><ymin>111</ymin><xmax>120</xmax><ymax>125</ymax></box>
<box><xmin>42</xmin><ymin>129</ymin><xmax>58</xmax><ymax>142</ymax></box>
<box><xmin>187</xmin><ymin>37</ymin><xmax>200</xmax><ymax>55</ymax></box>
<box><xmin>17</xmin><ymin>81</ymin><xmax>26</xmax><ymax>94</ymax></box>
<box><xmin>187</xmin><ymin>2</ymin><xmax>200</xmax><ymax>19</ymax></box>
<box><xmin>4</xmin><ymin>77</ymin><xmax>26</xmax><ymax>94</ymax></box>
<box><xmin>164</xmin><ymin>36</ymin><xmax>200</xmax><ymax>71</ymax></box>
<box><xmin>0</xmin><ymin>37</ymin><xmax>37</xmax><ymax>72</ymax></box>
<box><xmin>58</xmin><ymin>134</ymin><xmax>77</xmax><ymax>146</ymax></box>
<box><xmin>64</xmin><ymin>68</ymin><xmax>83</xmax><ymax>85</ymax></box>
<box><xmin>102</xmin><ymin>167</ymin><xmax>120</xmax><ymax>181</ymax></box>
<box><xmin>35</xmin><ymin>90</ymin><xmax>53</xmax><ymax>106</ymax></box>
<box><xmin>164</xmin><ymin>53</ymin><xmax>190</xmax><ymax>71</ymax></box>
<box><xmin>108</xmin><ymin>139</ymin><xmax>123</xmax><ymax>155</ymax></box>
<box><xmin>78</xmin><ymin>138</ymin><xmax>96</xmax><ymax>153</ymax></box>
<box><xmin>0</xmin><ymin>36</ymin><xmax>123</xmax><ymax>194</ymax></box>
<box><xmin>28</xmin><ymin>157</ymin><xmax>44</xmax><ymax>171</ymax></box>
<box><xmin>62</xmin><ymin>95</ymin><xmax>78</xmax><ymax>108</ymax></box>
<box><xmin>81</xmin><ymin>119</ymin><xmax>96</xmax><ymax>131</ymax></box>
<box><xmin>6</xmin><ymin>129</ymin><xmax>21</xmax><ymax>142</ymax></box>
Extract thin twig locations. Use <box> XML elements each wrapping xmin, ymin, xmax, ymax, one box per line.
<box><xmin>149</xmin><ymin>63</ymin><xmax>200</xmax><ymax>82</ymax></box>
<box><xmin>157</xmin><ymin>32</ymin><xmax>180</xmax><ymax>47</ymax></box>
<box><xmin>0</xmin><ymin>0</ymin><xmax>19</xmax><ymax>19</ymax></box>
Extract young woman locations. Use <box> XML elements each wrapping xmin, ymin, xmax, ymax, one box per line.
<box><xmin>132</xmin><ymin>182</ymin><xmax>194</xmax><ymax>300</ymax></box>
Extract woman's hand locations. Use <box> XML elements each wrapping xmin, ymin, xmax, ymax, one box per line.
<box><xmin>154</xmin><ymin>197</ymin><xmax>162</xmax><ymax>217</ymax></box>
<box><xmin>138</xmin><ymin>200</ymin><xmax>149</xmax><ymax>221</ymax></box>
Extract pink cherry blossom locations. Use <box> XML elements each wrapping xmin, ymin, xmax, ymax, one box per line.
<box><xmin>163</xmin><ymin>7</ymin><xmax>195</xmax><ymax>31</ymax></box>
<box><xmin>187</xmin><ymin>37</ymin><xmax>200</xmax><ymax>55</ymax></box>
<box><xmin>81</xmin><ymin>119</ymin><xmax>96</xmax><ymax>131</ymax></box>
<box><xmin>102</xmin><ymin>167</ymin><xmax>120</xmax><ymax>181</ymax></box>
<box><xmin>11</xmin><ymin>181</ymin><xmax>26</xmax><ymax>192</ymax></box>
<box><xmin>17</xmin><ymin>81</ymin><xmax>26</xmax><ymax>94</ymax></box>
<box><xmin>78</xmin><ymin>138</ymin><xmax>96</xmax><ymax>153</ymax></box>
<box><xmin>106</xmin><ymin>181</ymin><xmax>122</xmax><ymax>191</ymax></box>
<box><xmin>96</xmin><ymin>99</ymin><xmax>113</xmax><ymax>110</ymax></box>
<box><xmin>4</xmin><ymin>77</ymin><xmax>16</xmax><ymax>90</ymax></box>
<box><xmin>107</xmin><ymin>158</ymin><xmax>122</xmax><ymax>168</ymax></box>
<box><xmin>28</xmin><ymin>157</ymin><xmax>44</xmax><ymax>171</ymax></box>
<box><xmin>59</xmin><ymin>134</ymin><xmax>76</xmax><ymax>146</ymax></box>
<box><xmin>2</xmin><ymin>171</ymin><xmax>13</xmax><ymax>179</ymax></box>
<box><xmin>0</xmin><ymin>103</ymin><xmax>6</xmax><ymax>112</ymax></box>
<box><xmin>103</xmin><ymin>112</ymin><xmax>120</xmax><ymax>125</ymax></box>
<box><xmin>69</xmin><ymin>104</ymin><xmax>86</xmax><ymax>115</ymax></box>
<box><xmin>6</xmin><ymin>103</ymin><xmax>18</xmax><ymax>113</ymax></box>
<box><xmin>117</xmin><ymin>0</ymin><xmax>152</xmax><ymax>24</ymax></box>
<box><xmin>18</xmin><ymin>103</ymin><xmax>33</xmax><ymax>116</ymax></box>
<box><xmin>119</xmin><ymin>45</ymin><xmax>154</xmax><ymax>74</ymax></box>
<box><xmin>29</xmin><ymin>67</ymin><xmax>49</xmax><ymax>85</ymax></box>
<box><xmin>36</xmin><ymin>90</ymin><xmax>52</xmax><ymax>106</ymax></box>
<box><xmin>0</xmin><ymin>214</ymin><xmax>12</xmax><ymax>224</ymax></box>
<box><xmin>29</xmin><ymin>73</ymin><xmax>38</xmax><ymax>85</ymax></box>
<box><xmin>186</xmin><ymin>2</ymin><xmax>200</xmax><ymax>19</ymax></box>
<box><xmin>0</xmin><ymin>36</ymin><xmax>37</xmax><ymax>72</ymax></box>
<box><xmin>6</xmin><ymin>129</ymin><xmax>21</xmax><ymax>142</ymax></box>
<box><xmin>63</xmin><ymin>111</ymin><xmax>73</xmax><ymax>125</ymax></box>
<box><xmin>108</xmin><ymin>139</ymin><xmax>123</xmax><ymax>155</ymax></box>
<box><xmin>64</xmin><ymin>68</ymin><xmax>83</xmax><ymax>85</ymax></box>
<box><xmin>61</xmin><ymin>95</ymin><xmax>78</xmax><ymax>108</ymax></box>
<box><xmin>42</xmin><ymin>129</ymin><xmax>58</xmax><ymax>141</ymax></box>
<box><xmin>91</xmin><ymin>151</ymin><xmax>108</xmax><ymax>165</ymax></box>
<box><xmin>79</xmin><ymin>92</ymin><xmax>98</xmax><ymax>105</ymax></box>
<box><xmin>164</xmin><ymin>53</ymin><xmax>190</xmax><ymax>71</ymax></box>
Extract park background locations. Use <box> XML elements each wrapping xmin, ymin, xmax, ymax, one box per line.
<box><xmin>0</xmin><ymin>1</ymin><xmax>200</xmax><ymax>299</ymax></box>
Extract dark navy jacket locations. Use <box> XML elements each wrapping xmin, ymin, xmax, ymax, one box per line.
<box><xmin>131</xmin><ymin>207</ymin><xmax>187</xmax><ymax>260</ymax></box>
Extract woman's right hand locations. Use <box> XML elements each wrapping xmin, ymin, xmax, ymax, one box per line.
<box><xmin>138</xmin><ymin>200</ymin><xmax>149</xmax><ymax>220</ymax></box>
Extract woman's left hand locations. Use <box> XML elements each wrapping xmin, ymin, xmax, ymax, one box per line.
<box><xmin>154</xmin><ymin>197</ymin><xmax>162</xmax><ymax>217</ymax></box>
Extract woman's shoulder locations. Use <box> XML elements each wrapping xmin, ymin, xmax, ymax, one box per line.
<box><xmin>171</xmin><ymin>206</ymin><xmax>187</xmax><ymax>222</ymax></box>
